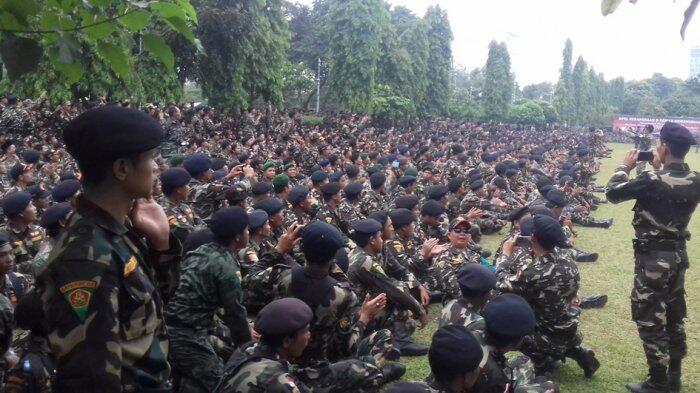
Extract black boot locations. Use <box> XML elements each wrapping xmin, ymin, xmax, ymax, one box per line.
<box><xmin>668</xmin><ymin>358</ymin><xmax>681</xmax><ymax>393</ymax></box>
<box><xmin>626</xmin><ymin>366</ymin><xmax>670</xmax><ymax>393</ymax></box>
<box><xmin>575</xmin><ymin>252</ymin><xmax>599</xmax><ymax>263</ymax></box>
<box><xmin>392</xmin><ymin>322</ymin><xmax>429</xmax><ymax>356</ymax></box>
<box><xmin>580</xmin><ymin>295</ymin><xmax>608</xmax><ymax>309</ymax></box>
<box><xmin>566</xmin><ymin>347</ymin><xmax>600</xmax><ymax>378</ymax></box>
<box><xmin>381</xmin><ymin>363</ymin><xmax>406</xmax><ymax>383</ymax></box>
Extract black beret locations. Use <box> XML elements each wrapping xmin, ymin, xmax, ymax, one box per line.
<box><xmin>301</xmin><ymin>221</ymin><xmax>345</xmax><ymax>265</ymax></box>
<box><xmin>519</xmin><ymin>217</ymin><xmax>535</xmax><ymax>236</ymax></box>
<box><xmin>468</xmin><ymin>168</ymin><xmax>482</xmax><ymax>177</ymax></box>
<box><xmin>494</xmin><ymin>162</ymin><xmax>509</xmax><ymax>176</ymax></box>
<box><xmin>0</xmin><ymin>231</ymin><xmax>10</xmax><ymax>248</ymax></box>
<box><xmin>253</xmin><ymin>198</ymin><xmax>285</xmax><ymax>216</ymax></box>
<box><xmin>22</xmin><ymin>149</ymin><xmax>40</xmax><ymax>164</ymax></box>
<box><xmin>429</xmin><ymin>325</ymin><xmax>485</xmax><ymax>381</ymax></box>
<box><xmin>183</xmin><ymin>228</ymin><xmax>215</xmax><ymax>254</ymax></box>
<box><xmin>421</xmin><ymin>200</ymin><xmax>445</xmax><ymax>217</ymax></box>
<box><xmin>507</xmin><ymin>206</ymin><xmax>530</xmax><ymax>222</ymax></box>
<box><xmin>210</xmin><ymin>207</ymin><xmax>249</xmax><ymax>240</ymax></box>
<box><xmin>9</xmin><ymin>164</ymin><xmax>29</xmax><ymax>181</ymax></box>
<box><xmin>536</xmin><ymin>176</ymin><xmax>553</xmax><ymax>190</ymax></box>
<box><xmin>469</xmin><ymin>179</ymin><xmax>485</xmax><ymax>191</ymax></box>
<box><xmin>539</xmin><ymin>184</ymin><xmax>554</xmax><ymax>196</ymax></box>
<box><xmin>457</xmin><ymin>263</ymin><xmax>497</xmax><ymax>296</ymax></box>
<box><xmin>2</xmin><ymin>191</ymin><xmax>32</xmax><ymax>219</ymax></box>
<box><xmin>211</xmin><ymin>157</ymin><xmax>227</xmax><ymax>171</ymax></box>
<box><xmin>482</xmin><ymin>293</ymin><xmax>536</xmax><ymax>344</ymax></box>
<box><xmin>559</xmin><ymin>175</ymin><xmax>574</xmax><ymax>186</ymax></box>
<box><xmin>533</xmin><ymin>214</ymin><xmax>570</xmax><ymax>250</ymax></box>
<box><xmin>447</xmin><ymin>177</ymin><xmax>466</xmax><ymax>193</ymax></box>
<box><xmin>183</xmin><ymin>153</ymin><xmax>212</xmax><ymax>177</ymax></box>
<box><xmin>369</xmin><ymin>172</ymin><xmax>386</xmax><ymax>189</ymax></box>
<box><xmin>399</xmin><ymin>175</ymin><xmax>417</xmax><ymax>187</ymax></box>
<box><xmin>528</xmin><ymin>205</ymin><xmax>556</xmax><ymax>219</ymax></box>
<box><xmin>345</xmin><ymin>164</ymin><xmax>360</xmax><ymax>178</ymax></box>
<box><xmin>343</xmin><ymin>182</ymin><xmax>364</xmax><ymax>199</ymax></box>
<box><xmin>368</xmin><ymin>210</ymin><xmax>388</xmax><ymax>226</ymax></box>
<box><xmin>212</xmin><ymin>169</ymin><xmax>227</xmax><ymax>182</ymax></box>
<box><xmin>334</xmin><ymin>247</ymin><xmax>349</xmax><ymax>273</ymax></box>
<box><xmin>505</xmin><ymin>168</ymin><xmax>518</xmax><ymax>178</ymax></box>
<box><xmin>160</xmin><ymin>168</ymin><xmax>191</xmax><ymax>196</ymax></box>
<box><xmin>51</xmin><ymin>179</ymin><xmax>82</xmax><ymax>202</ymax></box>
<box><xmin>40</xmin><ymin>202</ymin><xmax>72</xmax><ymax>237</ymax></box>
<box><xmin>251</xmin><ymin>181</ymin><xmax>273</xmax><ymax>196</ymax></box>
<box><xmin>395</xmin><ymin>194</ymin><xmax>420</xmax><ymax>210</ymax></box>
<box><xmin>389</xmin><ymin>208</ymin><xmax>415</xmax><ymax>228</ymax></box>
<box><xmin>27</xmin><ymin>185</ymin><xmax>50</xmax><ymax>199</ymax></box>
<box><xmin>321</xmin><ymin>181</ymin><xmax>342</xmax><ymax>197</ymax></box>
<box><xmin>310</xmin><ymin>170</ymin><xmax>328</xmax><ymax>183</ymax></box>
<box><xmin>351</xmin><ymin>218</ymin><xmax>383</xmax><ymax>235</ymax></box>
<box><xmin>287</xmin><ymin>186</ymin><xmax>310</xmax><ymax>206</ymax></box>
<box><xmin>545</xmin><ymin>189</ymin><xmax>567</xmax><ymax>208</ymax></box>
<box><xmin>660</xmin><ymin>122</ymin><xmax>697</xmax><ymax>145</ymax></box>
<box><xmin>329</xmin><ymin>171</ymin><xmax>344</xmax><ymax>183</ymax></box>
<box><xmin>59</xmin><ymin>171</ymin><xmax>78</xmax><ymax>181</ymax></box>
<box><xmin>63</xmin><ymin>106</ymin><xmax>163</xmax><ymax>162</ymax></box>
<box><xmin>427</xmin><ymin>185</ymin><xmax>449</xmax><ymax>200</ymax></box>
<box><xmin>255</xmin><ymin>298</ymin><xmax>313</xmax><ymax>337</ymax></box>
<box><xmin>248</xmin><ymin>209</ymin><xmax>269</xmax><ymax>232</ymax></box>
<box><xmin>492</xmin><ymin>176</ymin><xmax>508</xmax><ymax>191</ymax></box>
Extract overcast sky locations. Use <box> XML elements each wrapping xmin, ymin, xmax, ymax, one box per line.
<box><xmin>295</xmin><ymin>0</ymin><xmax>700</xmax><ymax>86</ymax></box>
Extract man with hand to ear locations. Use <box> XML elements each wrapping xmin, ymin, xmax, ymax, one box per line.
<box><xmin>607</xmin><ymin>122</ymin><xmax>700</xmax><ymax>393</ymax></box>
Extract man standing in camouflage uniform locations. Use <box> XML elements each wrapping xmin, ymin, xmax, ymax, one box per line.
<box><xmin>606</xmin><ymin>122</ymin><xmax>700</xmax><ymax>393</ymax></box>
<box><xmin>165</xmin><ymin>207</ymin><xmax>253</xmax><ymax>392</ymax></box>
<box><xmin>35</xmin><ymin>106</ymin><xmax>181</xmax><ymax>392</ymax></box>
<box><xmin>633</xmin><ymin>125</ymin><xmax>655</xmax><ymax>176</ymax></box>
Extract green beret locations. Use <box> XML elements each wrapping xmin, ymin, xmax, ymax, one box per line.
<box><xmin>272</xmin><ymin>174</ymin><xmax>290</xmax><ymax>191</ymax></box>
<box><xmin>262</xmin><ymin>160</ymin><xmax>277</xmax><ymax>171</ymax></box>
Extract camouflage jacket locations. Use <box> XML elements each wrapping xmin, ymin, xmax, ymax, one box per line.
<box><xmin>283</xmin><ymin>208</ymin><xmax>312</xmax><ymax>228</ymax></box>
<box><xmin>503</xmin><ymin>252</ymin><xmax>580</xmax><ymax>335</ymax></box>
<box><xmin>438</xmin><ymin>298</ymin><xmax>485</xmax><ymax>330</ymax></box>
<box><xmin>359</xmin><ymin>190</ymin><xmax>386</xmax><ymax>217</ymax></box>
<box><xmin>432</xmin><ymin>245</ymin><xmax>481</xmax><ymax>300</ymax></box>
<box><xmin>163</xmin><ymin>198</ymin><xmax>204</xmax><ymax>245</ymax></box>
<box><xmin>35</xmin><ymin>196</ymin><xmax>181</xmax><ymax>392</ymax></box>
<box><xmin>316</xmin><ymin>203</ymin><xmax>345</xmax><ymax>233</ymax></box>
<box><xmin>188</xmin><ymin>178</ymin><xmax>226</xmax><ymax>222</ymax></box>
<box><xmin>338</xmin><ymin>200</ymin><xmax>363</xmax><ymax>223</ymax></box>
<box><xmin>383</xmin><ymin>234</ymin><xmax>429</xmax><ymax>289</ymax></box>
<box><xmin>164</xmin><ymin>242</ymin><xmax>251</xmax><ymax>347</ymax></box>
<box><xmin>347</xmin><ymin>247</ymin><xmax>423</xmax><ymax>317</ymax></box>
<box><xmin>606</xmin><ymin>162</ymin><xmax>700</xmax><ymax>242</ymax></box>
<box><xmin>0</xmin><ymin>107</ymin><xmax>34</xmax><ymax>138</ymax></box>
<box><xmin>417</xmin><ymin>216</ymin><xmax>449</xmax><ymax>243</ymax></box>
<box><xmin>6</xmin><ymin>222</ymin><xmax>46</xmax><ymax>271</ymax></box>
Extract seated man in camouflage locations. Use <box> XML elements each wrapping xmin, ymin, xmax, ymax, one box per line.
<box><xmin>215</xmin><ymin>298</ymin><xmax>387</xmax><ymax>393</ymax></box>
<box><xmin>432</xmin><ymin>217</ymin><xmax>482</xmax><ymax>301</ymax></box>
<box><xmin>438</xmin><ymin>263</ymin><xmax>495</xmax><ymax>330</ymax></box>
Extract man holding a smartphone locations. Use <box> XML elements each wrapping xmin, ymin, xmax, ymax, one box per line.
<box><xmin>606</xmin><ymin>122</ymin><xmax>700</xmax><ymax>393</ymax></box>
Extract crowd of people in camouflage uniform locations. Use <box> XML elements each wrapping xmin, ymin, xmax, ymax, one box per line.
<box><xmin>0</xmin><ymin>93</ymin><xmax>695</xmax><ymax>393</ymax></box>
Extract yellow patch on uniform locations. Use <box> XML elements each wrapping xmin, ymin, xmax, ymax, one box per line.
<box><xmin>12</xmin><ymin>241</ymin><xmax>22</xmax><ymax>247</ymax></box>
<box><xmin>123</xmin><ymin>256</ymin><xmax>138</xmax><ymax>277</ymax></box>
<box><xmin>338</xmin><ymin>316</ymin><xmax>350</xmax><ymax>329</ymax></box>
<box><xmin>392</xmin><ymin>241</ymin><xmax>404</xmax><ymax>253</ymax></box>
<box><xmin>325</xmin><ymin>216</ymin><xmax>333</xmax><ymax>223</ymax></box>
<box><xmin>167</xmin><ymin>215</ymin><xmax>177</xmax><ymax>225</ymax></box>
<box><xmin>371</xmin><ymin>262</ymin><xmax>385</xmax><ymax>275</ymax></box>
<box><xmin>451</xmin><ymin>258</ymin><xmax>463</xmax><ymax>267</ymax></box>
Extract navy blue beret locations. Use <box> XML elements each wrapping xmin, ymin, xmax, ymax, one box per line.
<box><xmin>40</xmin><ymin>202</ymin><xmax>72</xmax><ymax>237</ymax></box>
<box><xmin>51</xmin><ymin>179</ymin><xmax>82</xmax><ymax>202</ymax></box>
<box><xmin>343</xmin><ymin>182</ymin><xmax>364</xmax><ymax>198</ymax></box>
<box><xmin>533</xmin><ymin>214</ymin><xmax>570</xmax><ymax>250</ymax></box>
<box><xmin>528</xmin><ymin>205</ymin><xmax>556</xmax><ymax>219</ymax></box>
<box><xmin>160</xmin><ymin>168</ymin><xmax>191</xmax><ymax>196</ymax></box>
<box><xmin>389</xmin><ymin>208</ymin><xmax>415</xmax><ymax>228</ymax></box>
<box><xmin>368</xmin><ymin>210</ymin><xmax>388</xmax><ymax>226</ymax></box>
<box><xmin>457</xmin><ymin>263</ymin><xmax>496</xmax><ymax>296</ymax></box>
<box><xmin>395</xmin><ymin>194</ymin><xmax>419</xmax><ymax>210</ymax></box>
<box><xmin>251</xmin><ymin>181</ymin><xmax>273</xmax><ymax>196</ymax></box>
<box><xmin>183</xmin><ymin>228</ymin><xmax>215</xmax><ymax>254</ymax></box>
<box><xmin>545</xmin><ymin>189</ymin><xmax>567</xmax><ymax>207</ymax></box>
<box><xmin>183</xmin><ymin>153</ymin><xmax>212</xmax><ymax>177</ymax></box>
<box><xmin>27</xmin><ymin>185</ymin><xmax>50</xmax><ymax>199</ymax></box>
<box><xmin>319</xmin><ymin>159</ymin><xmax>330</xmax><ymax>167</ymax></box>
<box><xmin>0</xmin><ymin>231</ymin><xmax>8</xmax><ymax>248</ymax></box>
<box><xmin>429</xmin><ymin>325</ymin><xmax>484</xmax><ymax>380</ymax></box>
<box><xmin>253</xmin><ymin>198</ymin><xmax>285</xmax><ymax>216</ymax></box>
<box><xmin>369</xmin><ymin>172</ymin><xmax>386</xmax><ymax>189</ymax></box>
<box><xmin>310</xmin><ymin>170</ymin><xmax>328</xmax><ymax>183</ymax></box>
<box><xmin>63</xmin><ymin>106</ymin><xmax>163</xmax><ymax>162</ymax></box>
<box><xmin>482</xmin><ymin>293</ymin><xmax>536</xmax><ymax>343</ymax></box>
<box><xmin>660</xmin><ymin>122</ymin><xmax>697</xmax><ymax>145</ymax></box>
<box><xmin>469</xmin><ymin>179</ymin><xmax>485</xmax><ymax>191</ymax></box>
<box><xmin>210</xmin><ymin>207</ymin><xmax>249</xmax><ymax>239</ymax></box>
<box><xmin>287</xmin><ymin>186</ymin><xmax>310</xmax><ymax>206</ymax></box>
<box><xmin>9</xmin><ymin>164</ymin><xmax>29</xmax><ymax>181</ymax></box>
<box><xmin>59</xmin><ymin>171</ymin><xmax>77</xmax><ymax>181</ymax></box>
<box><xmin>427</xmin><ymin>185</ymin><xmax>449</xmax><ymax>201</ymax></box>
<box><xmin>329</xmin><ymin>171</ymin><xmax>344</xmax><ymax>183</ymax></box>
<box><xmin>321</xmin><ymin>181</ymin><xmax>342</xmax><ymax>197</ymax></box>
<box><xmin>22</xmin><ymin>149</ymin><xmax>40</xmax><ymax>164</ymax></box>
<box><xmin>420</xmin><ymin>200</ymin><xmax>444</xmax><ymax>217</ymax></box>
<box><xmin>399</xmin><ymin>175</ymin><xmax>417</xmax><ymax>187</ymax></box>
<box><xmin>248</xmin><ymin>209</ymin><xmax>269</xmax><ymax>232</ymax></box>
<box><xmin>351</xmin><ymin>218</ymin><xmax>383</xmax><ymax>235</ymax></box>
<box><xmin>255</xmin><ymin>298</ymin><xmax>313</xmax><ymax>338</ymax></box>
<box><xmin>519</xmin><ymin>217</ymin><xmax>535</xmax><ymax>236</ymax></box>
<box><xmin>447</xmin><ymin>177</ymin><xmax>466</xmax><ymax>192</ymax></box>
<box><xmin>301</xmin><ymin>220</ymin><xmax>345</xmax><ymax>265</ymax></box>
<box><xmin>507</xmin><ymin>206</ymin><xmax>530</xmax><ymax>222</ymax></box>
<box><xmin>211</xmin><ymin>169</ymin><xmax>227</xmax><ymax>182</ymax></box>
<box><xmin>211</xmin><ymin>157</ymin><xmax>227</xmax><ymax>171</ymax></box>
<box><xmin>492</xmin><ymin>176</ymin><xmax>508</xmax><ymax>191</ymax></box>
<box><xmin>1</xmin><ymin>191</ymin><xmax>32</xmax><ymax>219</ymax></box>
<box><xmin>345</xmin><ymin>164</ymin><xmax>360</xmax><ymax>178</ymax></box>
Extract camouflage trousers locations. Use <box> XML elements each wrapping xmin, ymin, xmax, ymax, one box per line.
<box><xmin>474</xmin><ymin>218</ymin><xmax>504</xmax><ymax>235</ymax></box>
<box><xmin>507</xmin><ymin>355</ymin><xmax>559</xmax><ymax>393</ymax></box>
<box><xmin>520</xmin><ymin>325</ymin><xmax>583</xmax><ymax>367</ymax></box>
<box><xmin>353</xmin><ymin>328</ymin><xmax>396</xmax><ymax>367</ymax></box>
<box><xmin>168</xmin><ymin>329</ymin><xmax>224</xmax><ymax>393</ymax></box>
<box><xmin>293</xmin><ymin>359</ymin><xmax>384</xmax><ymax>392</ymax></box>
<box><xmin>631</xmin><ymin>248</ymin><xmax>688</xmax><ymax>368</ymax></box>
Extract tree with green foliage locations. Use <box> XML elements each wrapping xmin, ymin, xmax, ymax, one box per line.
<box><xmin>522</xmin><ymin>82</ymin><xmax>553</xmax><ymax>101</ymax></box>
<box><xmin>609</xmin><ymin>77</ymin><xmax>625</xmax><ymax>112</ymax></box>
<box><xmin>391</xmin><ymin>7</ymin><xmax>430</xmax><ymax>113</ymax></box>
<box><xmin>0</xmin><ymin>0</ymin><xmax>199</xmax><ymax>103</ymax></box>
<box><xmin>538</xmin><ymin>101</ymin><xmax>558</xmax><ymax>124</ymax></box>
<box><xmin>423</xmin><ymin>5</ymin><xmax>452</xmax><ymax>115</ymax></box>
<box><xmin>483</xmin><ymin>41</ymin><xmax>513</xmax><ymax>121</ymax></box>
<box><xmin>571</xmin><ymin>56</ymin><xmax>590</xmax><ymax>125</ymax></box>
<box><xmin>508</xmin><ymin>100</ymin><xmax>545</xmax><ymax>126</ymax></box>
<box><xmin>553</xmin><ymin>39</ymin><xmax>574</xmax><ymax>125</ymax></box>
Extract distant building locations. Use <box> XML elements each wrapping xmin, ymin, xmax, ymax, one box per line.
<box><xmin>690</xmin><ymin>46</ymin><xmax>700</xmax><ymax>79</ymax></box>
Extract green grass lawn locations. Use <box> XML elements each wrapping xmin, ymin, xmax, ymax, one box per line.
<box><xmin>399</xmin><ymin>143</ymin><xmax>700</xmax><ymax>392</ymax></box>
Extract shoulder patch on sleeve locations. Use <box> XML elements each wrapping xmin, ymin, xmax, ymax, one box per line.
<box><xmin>59</xmin><ymin>280</ymin><xmax>96</xmax><ymax>322</ymax></box>
<box><xmin>392</xmin><ymin>241</ymin><xmax>404</xmax><ymax>253</ymax></box>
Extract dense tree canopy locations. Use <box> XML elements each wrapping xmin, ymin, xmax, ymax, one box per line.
<box><xmin>483</xmin><ymin>41</ymin><xmax>512</xmax><ymax>121</ymax></box>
